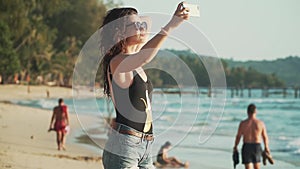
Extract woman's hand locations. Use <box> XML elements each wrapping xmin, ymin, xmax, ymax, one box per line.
<box><xmin>173</xmin><ymin>2</ymin><xmax>190</xmax><ymax>23</ymax></box>
<box><xmin>48</xmin><ymin>126</ymin><xmax>54</xmax><ymax>132</ymax></box>
<box><xmin>164</xmin><ymin>2</ymin><xmax>190</xmax><ymax>31</ymax></box>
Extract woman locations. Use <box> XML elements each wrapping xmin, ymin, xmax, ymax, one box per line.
<box><xmin>157</xmin><ymin>141</ymin><xmax>189</xmax><ymax>168</ymax></box>
<box><xmin>100</xmin><ymin>2</ymin><xmax>189</xmax><ymax>168</ymax></box>
<box><xmin>48</xmin><ymin>98</ymin><xmax>69</xmax><ymax>151</ymax></box>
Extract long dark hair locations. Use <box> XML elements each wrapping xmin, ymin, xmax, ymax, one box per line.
<box><xmin>99</xmin><ymin>8</ymin><xmax>138</xmax><ymax>97</ymax></box>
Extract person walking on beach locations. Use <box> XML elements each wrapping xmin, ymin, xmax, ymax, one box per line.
<box><xmin>100</xmin><ymin>2</ymin><xmax>189</xmax><ymax>168</ymax></box>
<box><xmin>156</xmin><ymin>141</ymin><xmax>189</xmax><ymax>168</ymax></box>
<box><xmin>233</xmin><ymin>104</ymin><xmax>273</xmax><ymax>169</ymax></box>
<box><xmin>49</xmin><ymin>98</ymin><xmax>70</xmax><ymax>150</ymax></box>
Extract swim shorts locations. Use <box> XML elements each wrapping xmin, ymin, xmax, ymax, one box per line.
<box><xmin>242</xmin><ymin>143</ymin><xmax>262</xmax><ymax>164</ymax></box>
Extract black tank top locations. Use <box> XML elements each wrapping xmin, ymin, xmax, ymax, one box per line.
<box><xmin>110</xmin><ymin>69</ymin><xmax>153</xmax><ymax>133</ymax></box>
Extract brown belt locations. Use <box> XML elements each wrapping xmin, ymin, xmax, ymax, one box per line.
<box><xmin>119</xmin><ymin>130</ymin><xmax>154</xmax><ymax>141</ymax></box>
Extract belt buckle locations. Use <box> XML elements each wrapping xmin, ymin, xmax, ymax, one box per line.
<box><xmin>142</xmin><ymin>133</ymin><xmax>153</xmax><ymax>141</ymax></box>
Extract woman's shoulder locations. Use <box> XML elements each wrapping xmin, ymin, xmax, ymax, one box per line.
<box><xmin>110</xmin><ymin>56</ymin><xmax>138</xmax><ymax>73</ymax></box>
<box><xmin>61</xmin><ymin>105</ymin><xmax>67</xmax><ymax>112</ymax></box>
<box><xmin>110</xmin><ymin>53</ymin><xmax>127</xmax><ymax>63</ymax></box>
<box><xmin>109</xmin><ymin>54</ymin><xmax>126</xmax><ymax>71</ymax></box>
<box><xmin>53</xmin><ymin>106</ymin><xmax>59</xmax><ymax>111</ymax></box>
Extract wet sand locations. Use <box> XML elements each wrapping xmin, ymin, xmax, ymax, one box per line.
<box><xmin>0</xmin><ymin>85</ymin><xmax>103</xmax><ymax>169</ymax></box>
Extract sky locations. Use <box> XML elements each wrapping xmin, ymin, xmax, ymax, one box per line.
<box><xmin>117</xmin><ymin>0</ymin><xmax>300</xmax><ymax>61</ymax></box>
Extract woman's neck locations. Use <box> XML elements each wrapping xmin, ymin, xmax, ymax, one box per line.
<box><xmin>124</xmin><ymin>44</ymin><xmax>141</xmax><ymax>54</ymax></box>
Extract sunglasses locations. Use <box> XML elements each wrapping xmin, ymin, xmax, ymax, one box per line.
<box><xmin>126</xmin><ymin>21</ymin><xmax>147</xmax><ymax>31</ymax></box>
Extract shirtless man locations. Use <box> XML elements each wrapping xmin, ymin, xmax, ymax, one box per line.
<box><xmin>49</xmin><ymin>98</ymin><xmax>69</xmax><ymax>150</ymax></box>
<box><xmin>233</xmin><ymin>104</ymin><xmax>270</xmax><ymax>169</ymax></box>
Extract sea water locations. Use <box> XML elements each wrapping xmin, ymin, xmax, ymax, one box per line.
<box><xmin>14</xmin><ymin>89</ymin><xmax>300</xmax><ymax>168</ymax></box>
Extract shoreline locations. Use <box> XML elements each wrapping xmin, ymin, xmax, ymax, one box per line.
<box><xmin>0</xmin><ymin>85</ymin><xmax>104</xmax><ymax>169</ymax></box>
<box><xmin>0</xmin><ymin>85</ymin><xmax>74</xmax><ymax>101</ymax></box>
<box><xmin>1</xmin><ymin>85</ymin><xmax>299</xmax><ymax>169</ymax></box>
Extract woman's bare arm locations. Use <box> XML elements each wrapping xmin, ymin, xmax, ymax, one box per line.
<box><xmin>49</xmin><ymin>109</ymin><xmax>56</xmax><ymax>130</ymax></box>
<box><xmin>112</xmin><ymin>2</ymin><xmax>189</xmax><ymax>73</ymax></box>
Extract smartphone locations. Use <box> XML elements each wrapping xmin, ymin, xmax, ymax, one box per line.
<box><xmin>182</xmin><ymin>3</ymin><xmax>200</xmax><ymax>17</ymax></box>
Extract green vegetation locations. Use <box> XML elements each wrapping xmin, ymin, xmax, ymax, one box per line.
<box><xmin>225</xmin><ymin>56</ymin><xmax>300</xmax><ymax>87</ymax></box>
<box><xmin>0</xmin><ymin>1</ymin><xmax>293</xmax><ymax>88</ymax></box>
<box><xmin>146</xmin><ymin>50</ymin><xmax>286</xmax><ymax>88</ymax></box>
<box><xmin>0</xmin><ymin>0</ymin><xmax>109</xmax><ymax>85</ymax></box>
<box><xmin>223</xmin><ymin>64</ymin><xmax>285</xmax><ymax>88</ymax></box>
<box><xmin>0</xmin><ymin>20</ymin><xmax>20</xmax><ymax>82</ymax></box>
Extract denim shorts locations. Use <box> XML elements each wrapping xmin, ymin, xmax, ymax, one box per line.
<box><xmin>102</xmin><ymin>124</ymin><xmax>155</xmax><ymax>169</ymax></box>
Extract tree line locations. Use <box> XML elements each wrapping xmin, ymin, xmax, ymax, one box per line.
<box><xmin>0</xmin><ymin>1</ymin><xmax>285</xmax><ymax>88</ymax></box>
<box><xmin>225</xmin><ymin>56</ymin><xmax>300</xmax><ymax>87</ymax></box>
<box><xmin>0</xmin><ymin>0</ymin><xmax>109</xmax><ymax>86</ymax></box>
<box><xmin>145</xmin><ymin>50</ymin><xmax>285</xmax><ymax>88</ymax></box>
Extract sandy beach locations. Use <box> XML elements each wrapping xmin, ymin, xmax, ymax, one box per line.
<box><xmin>1</xmin><ymin>85</ymin><xmax>299</xmax><ymax>169</ymax></box>
<box><xmin>0</xmin><ymin>85</ymin><xmax>103</xmax><ymax>169</ymax></box>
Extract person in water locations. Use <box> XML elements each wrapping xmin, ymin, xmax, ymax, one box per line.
<box><xmin>100</xmin><ymin>2</ymin><xmax>190</xmax><ymax>168</ymax></box>
<box><xmin>233</xmin><ymin>104</ymin><xmax>273</xmax><ymax>169</ymax></box>
<box><xmin>157</xmin><ymin>141</ymin><xmax>189</xmax><ymax>168</ymax></box>
<box><xmin>49</xmin><ymin>98</ymin><xmax>69</xmax><ymax>150</ymax></box>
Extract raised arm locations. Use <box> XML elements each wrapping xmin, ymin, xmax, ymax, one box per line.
<box><xmin>112</xmin><ymin>2</ymin><xmax>189</xmax><ymax>73</ymax></box>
